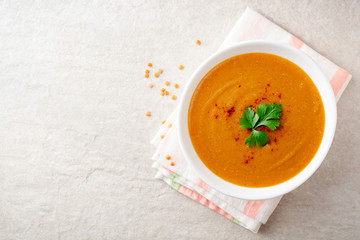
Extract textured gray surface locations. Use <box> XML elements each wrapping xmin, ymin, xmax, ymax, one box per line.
<box><xmin>0</xmin><ymin>1</ymin><xmax>359</xmax><ymax>239</ymax></box>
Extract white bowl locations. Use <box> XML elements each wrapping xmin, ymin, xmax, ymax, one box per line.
<box><xmin>178</xmin><ymin>40</ymin><xmax>337</xmax><ymax>200</ymax></box>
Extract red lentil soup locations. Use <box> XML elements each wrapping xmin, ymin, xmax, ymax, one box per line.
<box><xmin>188</xmin><ymin>53</ymin><xmax>325</xmax><ymax>187</ymax></box>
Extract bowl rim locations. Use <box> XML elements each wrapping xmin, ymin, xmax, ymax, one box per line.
<box><xmin>177</xmin><ymin>40</ymin><xmax>337</xmax><ymax>200</ymax></box>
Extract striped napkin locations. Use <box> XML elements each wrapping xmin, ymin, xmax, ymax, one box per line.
<box><xmin>151</xmin><ymin>7</ymin><xmax>352</xmax><ymax>233</ymax></box>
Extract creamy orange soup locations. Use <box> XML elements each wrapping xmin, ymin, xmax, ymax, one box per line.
<box><xmin>188</xmin><ymin>53</ymin><xmax>325</xmax><ymax>187</ymax></box>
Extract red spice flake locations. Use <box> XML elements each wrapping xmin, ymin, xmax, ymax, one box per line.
<box><xmin>248</xmin><ymin>105</ymin><xmax>256</xmax><ymax>111</ymax></box>
<box><xmin>267</xmin><ymin>84</ymin><xmax>271</xmax><ymax>87</ymax></box>
<box><xmin>271</xmin><ymin>149</ymin><xmax>274</xmax><ymax>152</ymax></box>
<box><xmin>286</xmin><ymin>110</ymin><xmax>291</xmax><ymax>113</ymax></box>
<box><xmin>251</xmin><ymin>152</ymin><xmax>254</xmax><ymax>155</ymax></box>
<box><xmin>278</xmin><ymin>93</ymin><xmax>282</xmax><ymax>99</ymax></box>
<box><xmin>226</xmin><ymin>106</ymin><xmax>235</xmax><ymax>117</ymax></box>
<box><xmin>215</xmin><ymin>103</ymin><xmax>217</xmax><ymax>107</ymax></box>
<box><xmin>215</xmin><ymin>114</ymin><xmax>218</xmax><ymax>119</ymax></box>
<box><xmin>274</xmin><ymin>137</ymin><xmax>277</xmax><ymax>143</ymax></box>
<box><xmin>245</xmin><ymin>160</ymin><xmax>248</xmax><ymax>164</ymax></box>
<box><xmin>261</xmin><ymin>97</ymin><xmax>267</xmax><ymax>100</ymax></box>
<box><xmin>277</xmin><ymin>125</ymin><xmax>284</xmax><ymax>131</ymax></box>
<box><xmin>255</xmin><ymin>125</ymin><xmax>271</xmax><ymax>133</ymax></box>
<box><xmin>234</xmin><ymin>137</ymin><xmax>239</xmax><ymax>142</ymax></box>
<box><xmin>238</xmin><ymin>85</ymin><xmax>242</xmax><ymax>88</ymax></box>
<box><xmin>251</xmin><ymin>157</ymin><xmax>253</xmax><ymax>159</ymax></box>
<box><xmin>265</xmin><ymin>88</ymin><xmax>268</xmax><ymax>93</ymax></box>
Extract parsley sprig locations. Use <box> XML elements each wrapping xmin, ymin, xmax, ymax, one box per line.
<box><xmin>239</xmin><ymin>103</ymin><xmax>282</xmax><ymax>147</ymax></box>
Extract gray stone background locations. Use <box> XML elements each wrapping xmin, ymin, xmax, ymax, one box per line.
<box><xmin>0</xmin><ymin>0</ymin><xmax>359</xmax><ymax>239</ymax></box>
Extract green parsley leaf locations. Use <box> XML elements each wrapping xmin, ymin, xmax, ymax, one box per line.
<box><xmin>245</xmin><ymin>130</ymin><xmax>268</xmax><ymax>148</ymax></box>
<box><xmin>239</xmin><ymin>103</ymin><xmax>282</xmax><ymax>147</ymax></box>
<box><xmin>253</xmin><ymin>130</ymin><xmax>269</xmax><ymax>147</ymax></box>
<box><xmin>244</xmin><ymin>131</ymin><xmax>256</xmax><ymax>147</ymax></box>
<box><xmin>255</xmin><ymin>103</ymin><xmax>282</xmax><ymax>130</ymax></box>
<box><xmin>239</xmin><ymin>108</ymin><xmax>259</xmax><ymax>129</ymax></box>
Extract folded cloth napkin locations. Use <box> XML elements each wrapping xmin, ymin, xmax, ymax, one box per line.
<box><xmin>151</xmin><ymin>7</ymin><xmax>352</xmax><ymax>233</ymax></box>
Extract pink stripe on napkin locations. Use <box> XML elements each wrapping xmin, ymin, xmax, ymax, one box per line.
<box><xmin>289</xmin><ymin>36</ymin><xmax>304</xmax><ymax>49</ymax></box>
<box><xmin>178</xmin><ymin>185</ymin><xmax>233</xmax><ymax>220</ymax></box>
<box><xmin>244</xmin><ymin>200</ymin><xmax>266</xmax><ymax>219</ymax></box>
<box><xmin>330</xmin><ymin>67</ymin><xmax>349</xmax><ymax>96</ymax></box>
<box><xmin>196</xmin><ymin>178</ymin><xmax>209</xmax><ymax>191</ymax></box>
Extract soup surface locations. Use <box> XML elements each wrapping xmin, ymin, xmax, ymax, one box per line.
<box><xmin>188</xmin><ymin>53</ymin><xmax>325</xmax><ymax>187</ymax></box>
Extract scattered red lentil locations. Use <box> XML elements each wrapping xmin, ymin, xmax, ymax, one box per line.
<box><xmin>171</xmin><ymin>95</ymin><xmax>176</xmax><ymax>100</ymax></box>
<box><xmin>145</xmin><ymin>111</ymin><xmax>151</xmax><ymax>117</ymax></box>
<box><xmin>162</xmin><ymin>120</ymin><xmax>166</xmax><ymax>125</ymax></box>
<box><xmin>174</xmin><ymin>83</ymin><xmax>179</xmax><ymax>88</ymax></box>
<box><xmin>157</xmin><ymin>68</ymin><xmax>163</xmax><ymax>73</ymax></box>
<box><xmin>145</xmin><ymin>73</ymin><xmax>149</xmax><ymax>78</ymax></box>
<box><xmin>160</xmin><ymin>88</ymin><xmax>165</xmax><ymax>92</ymax></box>
<box><xmin>196</xmin><ymin>40</ymin><xmax>201</xmax><ymax>45</ymax></box>
<box><xmin>178</xmin><ymin>65</ymin><xmax>184</xmax><ymax>70</ymax></box>
<box><xmin>154</xmin><ymin>72</ymin><xmax>159</xmax><ymax>78</ymax></box>
<box><xmin>164</xmin><ymin>81</ymin><xmax>170</xmax><ymax>86</ymax></box>
<box><xmin>145</xmin><ymin>69</ymin><xmax>149</xmax><ymax>73</ymax></box>
<box><xmin>170</xmin><ymin>162</ymin><xmax>175</xmax><ymax>166</ymax></box>
<box><xmin>168</xmin><ymin>123</ymin><xmax>172</xmax><ymax>128</ymax></box>
<box><xmin>161</xmin><ymin>135</ymin><xmax>165</xmax><ymax>139</ymax></box>
<box><xmin>164</xmin><ymin>91</ymin><xmax>169</xmax><ymax>95</ymax></box>
<box><xmin>147</xmin><ymin>83</ymin><xmax>153</xmax><ymax>88</ymax></box>
<box><xmin>165</xmin><ymin>155</ymin><xmax>171</xmax><ymax>160</ymax></box>
<box><xmin>147</xmin><ymin>62</ymin><xmax>152</xmax><ymax>67</ymax></box>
